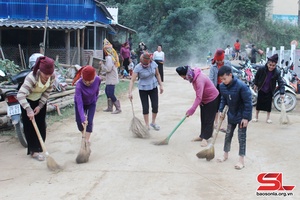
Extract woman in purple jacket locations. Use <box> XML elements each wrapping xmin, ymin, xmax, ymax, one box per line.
<box><xmin>120</xmin><ymin>42</ymin><xmax>131</xmax><ymax>74</ymax></box>
<box><xmin>74</xmin><ymin>66</ymin><xmax>101</xmax><ymax>145</ymax></box>
<box><xmin>176</xmin><ymin>66</ymin><xmax>219</xmax><ymax>147</ymax></box>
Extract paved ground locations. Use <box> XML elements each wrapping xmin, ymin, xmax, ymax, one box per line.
<box><xmin>0</xmin><ymin>67</ymin><xmax>299</xmax><ymax>200</ymax></box>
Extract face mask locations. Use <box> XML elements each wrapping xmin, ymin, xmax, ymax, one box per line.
<box><xmin>185</xmin><ymin>66</ymin><xmax>195</xmax><ymax>83</ymax></box>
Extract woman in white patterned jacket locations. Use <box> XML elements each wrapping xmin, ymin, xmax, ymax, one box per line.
<box><xmin>17</xmin><ymin>56</ymin><xmax>55</xmax><ymax>162</ymax></box>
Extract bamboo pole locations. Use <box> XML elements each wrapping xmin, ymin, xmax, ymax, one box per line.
<box><xmin>18</xmin><ymin>44</ymin><xmax>24</xmax><ymax>69</ymax></box>
<box><xmin>48</xmin><ymin>89</ymin><xmax>75</xmax><ymax>99</ymax></box>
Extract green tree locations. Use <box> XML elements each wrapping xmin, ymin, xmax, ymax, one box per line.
<box><xmin>105</xmin><ymin>0</ymin><xmax>300</xmax><ymax>65</ymax></box>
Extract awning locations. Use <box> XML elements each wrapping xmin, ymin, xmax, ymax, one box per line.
<box><xmin>0</xmin><ymin>19</ymin><xmax>116</xmax><ymax>32</ymax></box>
<box><xmin>112</xmin><ymin>23</ymin><xmax>137</xmax><ymax>34</ymax></box>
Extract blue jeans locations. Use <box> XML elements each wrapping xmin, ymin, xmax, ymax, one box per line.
<box><xmin>105</xmin><ymin>84</ymin><xmax>117</xmax><ymax>102</ymax></box>
<box><xmin>75</xmin><ymin>102</ymin><xmax>96</xmax><ymax>133</ymax></box>
<box><xmin>223</xmin><ymin>123</ymin><xmax>247</xmax><ymax>156</ymax></box>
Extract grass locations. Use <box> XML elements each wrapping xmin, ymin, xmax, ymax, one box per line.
<box><xmin>0</xmin><ymin>80</ymin><xmax>130</xmax><ymax>137</ymax></box>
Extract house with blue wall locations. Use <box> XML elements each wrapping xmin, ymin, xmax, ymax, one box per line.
<box><xmin>0</xmin><ymin>0</ymin><xmax>135</xmax><ymax>66</ymax></box>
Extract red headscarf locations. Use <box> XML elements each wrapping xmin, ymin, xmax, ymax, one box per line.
<box><xmin>33</xmin><ymin>56</ymin><xmax>54</xmax><ymax>75</ymax></box>
<box><xmin>213</xmin><ymin>48</ymin><xmax>225</xmax><ymax>84</ymax></box>
<box><xmin>82</xmin><ymin>65</ymin><xmax>96</xmax><ymax>81</ymax></box>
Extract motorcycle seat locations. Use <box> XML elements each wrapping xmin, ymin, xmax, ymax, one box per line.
<box><xmin>10</xmin><ymin>69</ymin><xmax>31</xmax><ymax>84</ymax></box>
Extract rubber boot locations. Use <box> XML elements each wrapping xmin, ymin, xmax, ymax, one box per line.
<box><xmin>103</xmin><ymin>99</ymin><xmax>113</xmax><ymax>112</ymax></box>
<box><xmin>111</xmin><ymin>100</ymin><xmax>121</xmax><ymax>114</ymax></box>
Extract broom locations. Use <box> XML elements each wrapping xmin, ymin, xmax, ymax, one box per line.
<box><xmin>196</xmin><ymin>106</ymin><xmax>228</xmax><ymax>161</ymax></box>
<box><xmin>280</xmin><ymin>99</ymin><xmax>289</xmax><ymax>124</ymax></box>
<box><xmin>153</xmin><ymin>116</ymin><xmax>186</xmax><ymax>145</ymax></box>
<box><xmin>129</xmin><ymin>100</ymin><xmax>149</xmax><ymax>138</ymax></box>
<box><xmin>76</xmin><ymin>123</ymin><xmax>91</xmax><ymax>164</ymax></box>
<box><xmin>31</xmin><ymin>117</ymin><xmax>61</xmax><ymax>171</ymax></box>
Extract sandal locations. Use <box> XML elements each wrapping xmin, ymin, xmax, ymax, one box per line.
<box><xmin>150</xmin><ymin>123</ymin><xmax>160</xmax><ymax>131</ymax></box>
<box><xmin>234</xmin><ymin>162</ymin><xmax>245</xmax><ymax>170</ymax></box>
<box><xmin>200</xmin><ymin>139</ymin><xmax>208</xmax><ymax>147</ymax></box>
<box><xmin>31</xmin><ymin>153</ymin><xmax>45</xmax><ymax>161</ymax></box>
<box><xmin>191</xmin><ymin>137</ymin><xmax>203</xmax><ymax>142</ymax></box>
<box><xmin>217</xmin><ymin>157</ymin><xmax>228</xmax><ymax>163</ymax></box>
<box><xmin>220</xmin><ymin>128</ymin><xmax>227</xmax><ymax>133</ymax></box>
<box><xmin>266</xmin><ymin>119</ymin><xmax>272</xmax><ymax>124</ymax></box>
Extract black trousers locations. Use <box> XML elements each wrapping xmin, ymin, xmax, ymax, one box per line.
<box><xmin>21</xmin><ymin>99</ymin><xmax>47</xmax><ymax>155</ymax></box>
<box><xmin>123</xmin><ymin>58</ymin><xmax>130</xmax><ymax>73</ymax></box>
<box><xmin>199</xmin><ymin>97</ymin><xmax>219</xmax><ymax>140</ymax></box>
<box><xmin>155</xmin><ymin>60</ymin><xmax>164</xmax><ymax>82</ymax></box>
<box><xmin>139</xmin><ymin>87</ymin><xmax>158</xmax><ymax>115</ymax></box>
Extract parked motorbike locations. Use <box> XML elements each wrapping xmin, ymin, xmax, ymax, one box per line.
<box><xmin>231</xmin><ymin>61</ymin><xmax>258</xmax><ymax>106</ymax></box>
<box><xmin>4</xmin><ymin>89</ymin><xmax>27</xmax><ymax>147</ymax></box>
<box><xmin>0</xmin><ymin>69</ymin><xmax>31</xmax><ymax>147</ymax></box>
<box><xmin>273</xmin><ymin>61</ymin><xmax>297</xmax><ymax>112</ymax></box>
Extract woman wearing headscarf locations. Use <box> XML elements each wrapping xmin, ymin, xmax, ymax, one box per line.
<box><xmin>128</xmin><ymin>52</ymin><xmax>163</xmax><ymax>131</ymax></box>
<box><xmin>176</xmin><ymin>66</ymin><xmax>219</xmax><ymax>147</ymax></box>
<box><xmin>209</xmin><ymin>48</ymin><xmax>232</xmax><ymax>132</ymax></box>
<box><xmin>74</xmin><ymin>65</ymin><xmax>101</xmax><ymax>145</ymax></box>
<box><xmin>120</xmin><ymin>41</ymin><xmax>131</xmax><ymax>74</ymax></box>
<box><xmin>253</xmin><ymin>53</ymin><xmax>285</xmax><ymax>123</ymax></box>
<box><xmin>100</xmin><ymin>38</ymin><xmax>121</xmax><ymax>114</ymax></box>
<box><xmin>17</xmin><ymin>56</ymin><xmax>55</xmax><ymax>161</ymax></box>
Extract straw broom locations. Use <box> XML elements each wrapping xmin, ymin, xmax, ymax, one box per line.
<box><xmin>76</xmin><ymin>123</ymin><xmax>91</xmax><ymax>164</ymax></box>
<box><xmin>196</xmin><ymin>106</ymin><xmax>228</xmax><ymax>161</ymax></box>
<box><xmin>153</xmin><ymin>116</ymin><xmax>186</xmax><ymax>145</ymax></box>
<box><xmin>280</xmin><ymin>99</ymin><xmax>289</xmax><ymax>124</ymax></box>
<box><xmin>129</xmin><ymin>100</ymin><xmax>149</xmax><ymax>138</ymax></box>
<box><xmin>32</xmin><ymin>117</ymin><xmax>61</xmax><ymax>171</ymax></box>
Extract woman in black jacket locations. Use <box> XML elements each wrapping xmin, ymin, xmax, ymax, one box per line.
<box><xmin>253</xmin><ymin>54</ymin><xmax>285</xmax><ymax>123</ymax></box>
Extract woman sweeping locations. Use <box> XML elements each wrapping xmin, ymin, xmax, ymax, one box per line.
<box><xmin>74</xmin><ymin>65</ymin><xmax>101</xmax><ymax>145</ymax></box>
<box><xmin>176</xmin><ymin>66</ymin><xmax>219</xmax><ymax>147</ymax></box>
<box><xmin>17</xmin><ymin>56</ymin><xmax>55</xmax><ymax>161</ymax></box>
<box><xmin>128</xmin><ymin>52</ymin><xmax>163</xmax><ymax>131</ymax></box>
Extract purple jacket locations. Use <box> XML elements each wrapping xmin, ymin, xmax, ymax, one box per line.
<box><xmin>74</xmin><ymin>76</ymin><xmax>101</xmax><ymax>123</ymax></box>
<box><xmin>120</xmin><ymin>46</ymin><xmax>130</xmax><ymax>60</ymax></box>
<box><xmin>187</xmin><ymin>68</ymin><xmax>219</xmax><ymax>116</ymax></box>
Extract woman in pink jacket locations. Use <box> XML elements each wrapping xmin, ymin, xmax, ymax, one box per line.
<box><xmin>176</xmin><ymin>66</ymin><xmax>219</xmax><ymax>147</ymax></box>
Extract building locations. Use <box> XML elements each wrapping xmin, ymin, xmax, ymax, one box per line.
<box><xmin>0</xmin><ymin>0</ymin><xmax>136</xmax><ymax>66</ymax></box>
<box><xmin>267</xmin><ymin>0</ymin><xmax>298</xmax><ymax>25</ymax></box>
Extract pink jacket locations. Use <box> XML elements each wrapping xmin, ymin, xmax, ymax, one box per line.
<box><xmin>187</xmin><ymin>68</ymin><xmax>219</xmax><ymax>116</ymax></box>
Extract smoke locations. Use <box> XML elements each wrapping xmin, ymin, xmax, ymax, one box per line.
<box><xmin>185</xmin><ymin>10</ymin><xmax>237</xmax><ymax>68</ymax></box>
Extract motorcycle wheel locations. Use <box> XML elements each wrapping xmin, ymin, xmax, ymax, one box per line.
<box><xmin>15</xmin><ymin>117</ymin><xmax>27</xmax><ymax>148</ymax></box>
<box><xmin>273</xmin><ymin>92</ymin><xmax>297</xmax><ymax>112</ymax></box>
<box><xmin>250</xmin><ymin>86</ymin><xmax>257</xmax><ymax>106</ymax></box>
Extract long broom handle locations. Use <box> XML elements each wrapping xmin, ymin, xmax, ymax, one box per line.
<box><xmin>212</xmin><ymin>105</ymin><xmax>228</xmax><ymax>145</ymax></box>
<box><xmin>130</xmin><ymin>100</ymin><xmax>135</xmax><ymax>117</ymax></box>
<box><xmin>82</xmin><ymin>122</ymin><xmax>87</xmax><ymax>139</ymax></box>
<box><xmin>32</xmin><ymin>117</ymin><xmax>49</xmax><ymax>156</ymax></box>
<box><xmin>167</xmin><ymin>116</ymin><xmax>187</xmax><ymax>140</ymax></box>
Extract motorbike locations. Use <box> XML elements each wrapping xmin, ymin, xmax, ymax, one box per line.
<box><xmin>231</xmin><ymin>60</ymin><xmax>258</xmax><ymax>106</ymax></box>
<box><xmin>273</xmin><ymin>61</ymin><xmax>297</xmax><ymax>112</ymax></box>
<box><xmin>0</xmin><ymin>69</ymin><xmax>31</xmax><ymax>147</ymax></box>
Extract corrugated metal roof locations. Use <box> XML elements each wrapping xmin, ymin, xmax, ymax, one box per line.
<box><xmin>113</xmin><ymin>23</ymin><xmax>137</xmax><ymax>34</ymax></box>
<box><xmin>0</xmin><ymin>19</ymin><xmax>108</xmax><ymax>30</ymax></box>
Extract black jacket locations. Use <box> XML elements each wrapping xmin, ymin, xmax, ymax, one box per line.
<box><xmin>219</xmin><ymin>77</ymin><xmax>252</xmax><ymax>124</ymax></box>
<box><xmin>254</xmin><ymin>65</ymin><xmax>285</xmax><ymax>95</ymax></box>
